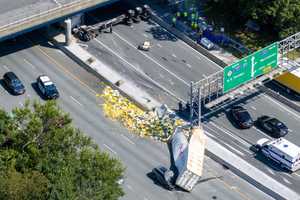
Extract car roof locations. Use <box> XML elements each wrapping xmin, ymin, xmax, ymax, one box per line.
<box><xmin>39</xmin><ymin>75</ymin><xmax>51</xmax><ymax>83</ymax></box>
<box><xmin>269</xmin><ymin>118</ymin><xmax>284</xmax><ymax>126</ymax></box>
<box><xmin>4</xmin><ymin>71</ymin><xmax>18</xmax><ymax>79</ymax></box>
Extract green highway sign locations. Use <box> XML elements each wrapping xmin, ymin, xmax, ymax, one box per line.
<box><xmin>223</xmin><ymin>42</ymin><xmax>278</xmax><ymax>93</ymax></box>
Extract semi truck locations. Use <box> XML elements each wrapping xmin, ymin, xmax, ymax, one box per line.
<box><xmin>256</xmin><ymin>138</ymin><xmax>300</xmax><ymax>172</ymax></box>
<box><xmin>274</xmin><ymin>61</ymin><xmax>300</xmax><ymax>98</ymax></box>
<box><xmin>171</xmin><ymin>126</ymin><xmax>206</xmax><ymax>191</ymax></box>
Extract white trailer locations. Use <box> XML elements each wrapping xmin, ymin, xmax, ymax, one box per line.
<box><xmin>256</xmin><ymin>138</ymin><xmax>300</xmax><ymax>172</ymax></box>
<box><xmin>171</xmin><ymin>126</ymin><xmax>206</xmax><ymax>191</ymax></box>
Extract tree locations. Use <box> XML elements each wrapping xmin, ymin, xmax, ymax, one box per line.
<box><xmin>0</xmin><ymin>100</ymin><xmax>124</xmax><ymax>200</ymax></box>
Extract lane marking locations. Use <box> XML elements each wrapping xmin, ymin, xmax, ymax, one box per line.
<box><xmin>157</xmin><ymin>43</ymin><xmax>162</xmax><ymax>48</ymax></box>
<box><xmin>224</xmin><ymin>143</ymin><xmax>245</xmax><ymax>156</ymax></box>
<box><xmin>186</xmin><ymin>63</ymin><xmax>192</xmax><ymax>68</ymax></box>
<box><xmin>143</xmin><ymin>33</ymin><xmax>149</xmax><ymax>38</ymax></box>
<box><xmin>293</xmin><ymin>173</ymin><xmax>300</xmax><ymax>177</ymax></box>
<box><xmin>209</xmin><ymin>121</ymin><xmax>252</xmax><ymax>148</ymax></box>
<box><xmin>121</xmin><ymin>134</ymin><xmax>135</xmax><ymax>145</ymax></box>
<box><xmin>282</xmin><ymin>177</ymin><xmax>291</xmax><ymax>184</ymax></box>
<box><xmin>204</xmin><ymin>131</ymin><xmax>217</xmax><ymax>139</ymax></box>
<box><xmin>266</xmin><ymin>167</ymin><xmax>275</xmax><ymax>175</ymax></box>
<box><xmin>2</xmin><ymin>65</ymin><xmax>9</xmax><ymax>71</ymax></box>
<box><xmin>250</xmin><ymin>106</ymin><xmax>256</xmax><ymax>110</ymax></box>
<box><xmin>94</xmin><ymin>38</ymin><xmax>186</xmax><ymax>102</ymax></box>
<box><xmin>112</xmin><ymin>31</ymin><xmax>189</xmax><ymax>86</ymax></box>
<box><xmin>171</xmin><ymin>53</ymin><xmax>177</xmax><ymax>58</ymax></box>
<box><xmin>103</xmin><ymin>143</ymin><xmax>117</xmax><ymax>154</ymax></box>
<box><xmin>252</xmin><ymin>127</ymin><xmax>272</xmax><ymax>140</ymax></box>
<box><xmin>127</xmin><ymin>184</ymin><xmax>133</xmax><ymax>191</ymax></box>
<box><xmin>263</xmin><ymin>94</ymin><xmax>300</xmax><ymax>121</ymax></box>
<box><xmin>202</xmin><ymin>74</ymin><xmax>207</xmax><ymax>78</ymax></box>
<box><xmin>24</xmin><ymin>58</ymin><xmax>36</xmax><ymax>69</ymax></box>
<box><xmin>70</xmin><ymin>96</ymin><xmax>83</xmax><ymax>107</ymax></box>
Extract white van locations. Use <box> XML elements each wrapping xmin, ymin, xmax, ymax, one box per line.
<box><xmin>256</xmin><ymin>138</ymin><xmax>300</xmax><ymax>172</ymax></box>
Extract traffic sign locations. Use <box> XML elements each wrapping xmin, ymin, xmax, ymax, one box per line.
<box><xmin>223</xmin><ymin>43</ymin><xmax>278</xmax><ymax>93</ymax></box>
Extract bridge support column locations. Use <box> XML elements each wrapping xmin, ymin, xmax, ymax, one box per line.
<box><xmin>64</xmin><ymin>18</ymin><xmax>72</xmax><ymax>46</ymax></box>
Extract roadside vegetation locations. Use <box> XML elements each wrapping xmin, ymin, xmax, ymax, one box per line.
<box><xmin>203</xmin><ymin>0</ymin><xmax>300</xmax><ymax>51</ymax></box>
<box><xmin>0</xmin><ymin>100</ymin><xmax>124</xmax><ymax>200</ymax></box>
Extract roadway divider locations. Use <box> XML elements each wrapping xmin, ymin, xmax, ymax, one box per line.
<box><xmin>51</xmin><ymin>34</ymin><xmax>300</xmax><ymax>200</ymax></box>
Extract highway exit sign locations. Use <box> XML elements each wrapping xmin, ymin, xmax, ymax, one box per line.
<box><xmin>223</xmin><ymin>42</ymin><xmax>278</xmax><ymax>93</ymax></box>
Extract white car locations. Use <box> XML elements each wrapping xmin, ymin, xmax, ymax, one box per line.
<box><xmin>199</xmin><ymin>37</ymin><xmax>214</xmax><ymax>50</ymax></box>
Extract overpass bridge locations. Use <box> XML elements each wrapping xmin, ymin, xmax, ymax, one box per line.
<box><xmin>0</xmin><ymin>0</ymin><xmax>118</xmax><ymax>41</ymax></box>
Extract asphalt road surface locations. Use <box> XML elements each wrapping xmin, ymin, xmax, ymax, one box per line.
<box><xmin>0</xmin><ymin>32</ymin><xmax>273</xmax><ymax>200</ymax></box>
<box><xmin>83</xmin><ymin>2</ymin><xmax>300</xmax><ymax>195</ymax></box>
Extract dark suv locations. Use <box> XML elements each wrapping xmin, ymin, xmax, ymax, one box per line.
<box><xmin>230</xmin><ymin>106</ymin><xmax>254</xmax><ymax>129</ymax></box>
<box><xmin>36</xmin><ymin>75</ymin><xmax>59</xmax><ymax>99</ymax></box>
<box><xmin>3</xmin><ymin>72</ymin><xmax>25</xmax><ymax>95</ymax></box>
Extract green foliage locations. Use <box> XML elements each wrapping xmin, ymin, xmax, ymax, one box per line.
<box><xmin>205</xmin><ymin>0</ymin><xmax>300</xmax><ymax>39</ymax></box>
<box><xmin>0</xmin><ymin>100</ymin><xmax>124</xmax><ymax>200</ymax></box>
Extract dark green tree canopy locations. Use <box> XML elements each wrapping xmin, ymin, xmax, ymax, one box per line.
<box><xmin>0</xmin><ymin>100</ymin><xmax>124</xmax><ymax>200</ymax></box>
<box><xmin>205</xmin><ymin>0</ymin><xmax>300</xmax><ymax>38</ymax></box>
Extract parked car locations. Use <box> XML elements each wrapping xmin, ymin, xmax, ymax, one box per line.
<box><xmin>257</xmin><ymin>116</ymin><xmax>288</xmax><ymax>138</ymax></box>
<box><xmin>36</xmin><ymin>75</ymin><xmax>59</xmax><ymax>99</ymax></box>
<box><xmin>199</xmin><ymin>37</ymin><xmax>214</xmax><ymax>50</ymax></box>
<box><xmin>152</xmin><ymin>166</ymin><xmax>174</xmax><ymax>190</ymax></box>
<box><xmin>229</xmin><ymin>106</ymin><xmax>253</xmax><ymax>129</ymax></box>
<box><xmin>3</xmin><ymin>72</ymin><xmax>25</xmax><ymax>95</ymax></box>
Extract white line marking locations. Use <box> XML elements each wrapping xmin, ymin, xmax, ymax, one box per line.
<box><xmin>127</xmin><ymin>184</ymin><xmax>133</xmax><ymax>191</ymax></box>
<box><xmin>250</xmin><ymin>106</ymin><xmax>256</xmax><ymax>110</ymax></box>
<box><xmin>209</xmin><ymin>122</ymin><xmax>252</xmax><ymax>148</ymax></box>
<box><xmin>263</xmin><ymin>94</ymin><xmax>300</xmax><ymax>120</ymax></box>
<box><xmin>53</xmin><ymin>0</ymin><xmax>61</xmax><ymax>6</ymax></box>
<box><xmin>24</xmin><ymin>59</ymin><xmax>36</xmax><ymax>69</ymax></box>
<box><xmin>157</xmin><ymin>43</ymin><xmax>162</xmax><ymax>48</ymax></box>
<box><xmin>113</xmin><ymin>31</ymin><xmax>189</xmax><ymax>86</ymax></box>
<box><xmin>94</xmin><ymin>38</ymin><xmax>186</xmax><ymax>103</ymax></box>
<box><xmin>103</xmin><ymin>143</ymin><xmax>117</xmax><ymax>154</ymax></box>
<box><xmin>284</xmin><ymin>173</ymin><xmax>292</xmax><ymax>178</ymax></box>
<box><xmin>289</xmin><ymin>129</ymin><xmax>293</xmax><ymax>133</ymax></box>
<box><xmin>172</xmin><ymin>53</ymin><xmax>177</xmax><ymax>58</ymax></box>
<box><xmin>202</xmin><ymin>74</ymin><xmax>207</xmax><ymax>78</ymax></box>
<box><xmin>293</xmin><ymin>173</ymin><xmax>300</xmax><ymax>177</ymax></box>
<box><xmin>121</xmin><ymin>134</ymin><xmax>135</xmax><ymax>145</ymax></box>
<box><xmin>2</xmin><ymin>65</ymin><xmax>9</xmax><ymax>70</ymax></box>
<box><xmin>186</xmin><ymin>63</ymin><xmax>192</xmax><ymax>68</ymax></box>
<box><xmin>143</xmin><ymin>33</ymin><xmax>149</xmax><ymax>38</ymax></box>
<box><xmin>253</xmin><ymin>127</ymin><xmax>272</xmax><ymax>140</ymax></box>
<box><xmin>282</xmin><ymin>177</ymin><xmax>291</xmax><ymax>184</ymax></box>
<box><xmin>266</xmin><ymin>167</ymin><xmax>275</xmax><ymax>175</ymax></box>
<box><xmin>70</xmin><ymin>96</ymin><xmax>83</xmax><ymax>107</ymax></box>
<box><xmin>204</xmin><ymin>131</ymin><xmax>217</xmax><ymax>139</ymax></box>
<box><xmin>224</xmin><ymin>143</ymin><xmax>245</xmax><ymax>156</ymax></box>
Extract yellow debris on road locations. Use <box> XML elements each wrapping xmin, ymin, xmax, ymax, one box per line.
<box><xmin>100</xmin><ymin>86</ymin><xmax>184</xmax><ymax>141</ymax></box>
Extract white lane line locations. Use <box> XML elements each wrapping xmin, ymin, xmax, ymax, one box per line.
<box><xmin>284</xmin><ymin>173</ymin><xmax>292</xmax><ymax>178</ymax></box>
<box><xmin>253</xmin><ymin>127</ymin><xmax>272</xmax><ymax>140</ymax></box>
<box><xmin>70</xmin><ymin>96</ymin><xmax>83</xmax><ymax>107</ymax></box>
<box><xmin>157</xmin><ymin>43</ymin><xmax>162</xmax><ymax>48</ymax></box>
<box><xmin>2</xmin><ymin>65</ymin><xmax>9</xmax><ymax>71</ymax></box>
<box><xmin>204</xmin><ymin>131</ymin><xmax>217</xmax><ymax>139</ymax></box>
<box><xmin>250</xmin><ymin>106</ymin><xmax>256</xmax><ymax>110</ymax></box>
<box><xmin>143</xmin><ymin>33</ymin><xmax>149</xmax><ymax>38</ymax></box>
<box><xmin>282</xmin><ymin>177</ymin><xmax>292</xmax><ymax>184</ymax></box>
<box><xmin>202</xmin><ymin>74</ymin><xmax>207</xmax><ymax>78</ymax></box>
<box><xmin>94</xmin><ymin>38</ymin><xmax>186</xmax><ymax>103</ymax></box>
<box><xmin>209</xmin><ymin>121</ymin><xmax>252</xmax><ymax>148</ymax></box>
<box><xmin>103</xmin><ymin>143</ymin><xmax>117</xmax><ymax>154</ymax></box>
<box><xmin>24</xmin><ymin>58</ymin><xmax>36</xmax><ymax>69</ymax></box>
<box><xmin>263</xmin><ymin>94</ymin><xmax>300</xmax><ymax>120</ymax></box>
<box><xmin>121</xmin><ymin>134</ymin><xmax>135</xmax><ymax>145</ymax></box>
<box><xmin>186</xmin><ymin>63</ymin><xmax>192</xmax><ymax>68</ymax></box>
<box><xmin>127</xmin><ymin>184</ymin><xmax>133</xmax><ymax>191</ymax></box>
<box><xmin>289</xmin><ymin>129</ymin><xmax>293</xmax><ymax>133</ymax></box>
<box><xmin>171</xmin><ymin>53</ymin><xmax>177</xmax><ymax>58</ymax></box>
<box><xmin>293</xmin><ymin>173</ymin><xmax>300</xmax><ymax>177</ymax></box>
<box><xmin>53</xmin><ymin>0</ymin><xmax>61</xmax><ymax>6</ymax></box>
<box><xmin>112</xmin><ymin>31</ymin><xmax>189</xmax><ymax>86</ymax></box>
<box><xmin>224</xmin><ymin>143</ymin><xmax>245</xmax><ymax>156</ymax></box>
<box><xmin>266</xmin><ymin>167</ymin><xmax>275</xmax><ymax>175</ymax></box>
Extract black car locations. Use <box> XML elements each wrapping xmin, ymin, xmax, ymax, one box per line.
<box><xmin>257</xmin><ymin>116</ymin><xmax>288</xmax><ymax>138</ymax></box>
<box><xmin>152</xmin><ymin>166</ymin><xmax>174</xmax><ymax>190</ymax></box>
<box><xmin>230</xmin><ymin>106</ymin><xmax>253</xmax><ymax>129</ymax></box>
<box><xmin>3</xmin><ymin>72</ymin><xmax>25</xmax><ymax>95</ymax></box>
<box><xmin>36</xmin><ymin>75</ymin><xmax>59</xmax><ymax>99</ymax></box>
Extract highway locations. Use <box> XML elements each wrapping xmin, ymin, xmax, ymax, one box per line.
<box><xmin>0</xmin><ymin>32</ymin><xmax>273</xmax><ymax>200</ymax></box>
<box><xmin>82</xmin><ymin>2</ymin><xmax>300</xmax><ymax>195</ymax></box>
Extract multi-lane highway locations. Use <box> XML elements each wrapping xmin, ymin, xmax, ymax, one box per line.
<box><xmin>0</xmin><ymin>32</ymin><xmax>273</xmax><ymax>200</ymax></box>
<box><xmin>82</xmin><ymin>2</ymin><xmax>300</xmax><ymax>195</ymax></box>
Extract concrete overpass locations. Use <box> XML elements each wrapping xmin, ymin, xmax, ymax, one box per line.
<box><xmin>0</xmin><ymin>0</ymin><xmax>118</xmax><ymax>41</ymax></box>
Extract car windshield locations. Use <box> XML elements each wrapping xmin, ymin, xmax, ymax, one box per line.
<box><xmin>12</xmin><ymin>79</ymin><xmax>21</xmax><ymax>86</ymax></box>
<box><xmin>276</xmin><ymin>122</ymin><xmax>286</xmax><ymax>129</ymax></box>
<box><xmin>238</xmin><ymin>111</ymin><xmax>251</xmax><ymax>121</ymax></box>
<box><xmin>45</xmin><ymin>84</ymin><xmax>56</xmax><ymax>91</ymax></box>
